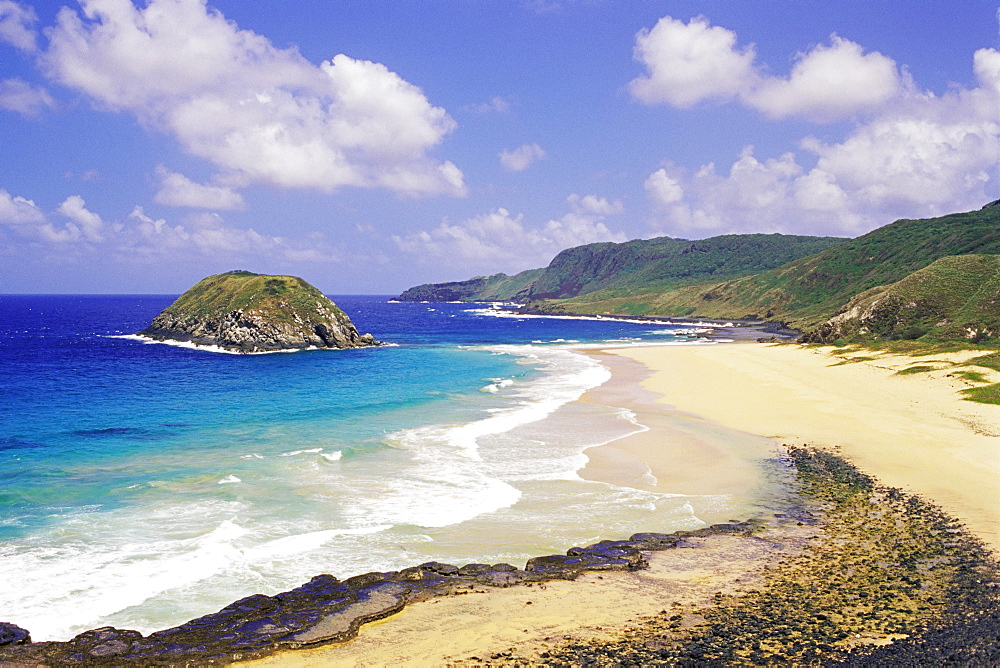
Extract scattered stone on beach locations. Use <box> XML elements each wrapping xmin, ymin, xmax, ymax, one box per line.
<box><xmin>482</xmin><ymin>446</ymin><xmax>1000</xmax><ymax>666</ymax></box>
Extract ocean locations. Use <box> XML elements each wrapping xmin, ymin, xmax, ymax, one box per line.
<box><xmin>1</xmin><ymin>295</ymin><xmax>753</xmax><ymax>641</ymax></box>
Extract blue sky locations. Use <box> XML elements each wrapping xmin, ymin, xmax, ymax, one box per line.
<box><xmin>2</xmin><ymin>0</ymin><xmax>999</xmax><ymax>293</ymax></box>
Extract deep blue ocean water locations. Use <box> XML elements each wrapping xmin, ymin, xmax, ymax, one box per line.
<box><xmin>0</xmin><ymin>295</ymin><xmax>720</xmax><ymax>640</ymax></box>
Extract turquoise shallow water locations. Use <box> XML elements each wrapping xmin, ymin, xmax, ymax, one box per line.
<box><xmin>1</xmin><ymin>295</ymin><xmax>739</xmax><ymax>640</ymax></box>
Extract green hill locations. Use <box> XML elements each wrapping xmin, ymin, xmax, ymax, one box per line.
<box><xmin>538</xmin><ymin>205</ymin><xmax>1000</xmax><ymax>331</ymax></box>
<box><xmin>397</xmin><ymin>269</ymin><xmax>543</xmax><ymax>302</ymax></box>
<box><xmin>399</xmin><ymin>204</ymin><xmax>1000</xmax><ymax>344</ymax></box>
<box><xmin>139</xmin><ymin>270</ymin><xmax>379</xmax><ymax>352</ymax></box>
<box><xmin>397</xmin><ymin>233</ymin><xmax>842</xmax><ymax>303</ymax></box>
<box><xmin>803</xmin><ymin>254</ymin><xmax>1000</xmax><ymax>343</ymax></box>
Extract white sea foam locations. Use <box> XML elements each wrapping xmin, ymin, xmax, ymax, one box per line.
<box><xmin>281</xmin><ymin>448</ymin><xmax>324</xmax><ymax>457</ymax></box>
<box><xmin>395</xmin><ymin>345</ymin><xmax>611</xmax><ymax>461</ymax></box>
<box><xmin>321</xmin><ymin>451</ymin><xmax>343</xmax><ymax>462</ymax></box>
<box><xmin>0</xmin><ymin>517</ymin><xmax>250</xmax><ymax>640</ymax></box>
<box><xmin>110</xmin><ymin>334</ymin><xmax>323</xmax><ymax>355</ymax></box>
<box><xmin>340</xmin><ymin>345</ymin><xmax>615</xmax><ymax>530</ymax></box>
<box><xmin>466</xmin><ymin>308</ymin><xmax>735</xmax><ymax>329</ymax></box>
<box><xmin>481</xmin><ymin>377</ymin><xmax>515</xmax><ymax>393</ymax></box>
<box><xmin>242</xmin><ymin>525</ymin><xmax>391</xmax><ymax>563</ymax></box>
<box><xmin>218</xmin><ymin>475</ymin><xmax>241</xmax><ymax>484</ymax></box>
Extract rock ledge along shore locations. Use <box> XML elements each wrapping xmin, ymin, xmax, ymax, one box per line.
<box><xmin>1</xmin><ymin>447</ymin><xmax>997</xmax><ymax>666</ymax></box>
<box><xmin>0</xmin><ymin>523</ymin><xmax>765</xmax><ymax>666</ymax></box>
<box><xmin>138</xmin><ymin>271</ymin><xmax>380</xmax><ymax>353</ymax></box>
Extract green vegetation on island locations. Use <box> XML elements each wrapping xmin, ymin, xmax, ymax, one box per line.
<box><xmin>139</xmin><ymin>270</ymin><xmax>379</xmax><ymax>353</ymax></box>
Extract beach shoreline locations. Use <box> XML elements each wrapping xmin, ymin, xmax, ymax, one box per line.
<box><xmin>3</xmin><ymin>339</ymin><xmax>998</xmax><ymax>665</ymax></box>
<box><xmin>237</xmin><ymin>340</ymin><xmax>999</xmax><ymax>665</ymax></box>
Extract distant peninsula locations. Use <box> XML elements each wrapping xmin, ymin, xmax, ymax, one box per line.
<box><xmin>398</xmin><ymin>203</ymin><xmax>1000</xmax><ymax>345</ymax></box>
<box><xmin>138</xmin><ymin>271</ymin><xmax>380</xmax><ymax>353</ymax></box>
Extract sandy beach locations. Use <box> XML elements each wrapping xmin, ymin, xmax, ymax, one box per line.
<box><xmin>609</xmin><ymin>342</ymin><xmax>1000</xmax><ymax>553</ymax></box>
<box><xmin>234</xmin><ymin>340</ymin><xmax>1000</xmax><ymax>666</ymax></box>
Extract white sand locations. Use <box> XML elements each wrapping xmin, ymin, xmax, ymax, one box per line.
<box><xmin>610</xmin><ymin>343</ymin><xmax>1000</xmax><ymax>552</ymax></box>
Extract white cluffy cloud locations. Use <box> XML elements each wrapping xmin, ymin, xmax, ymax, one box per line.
<box><xmin>0</xmin><ymin>0</ymin><xmax>37</xmax><ymax>51</ymax></box>
<box><xmin>0</xmin><ymin>189</ymin><xmax>45</xmax><ymax>225</ymax></box>
<box><xmin>0</xmin><ymin>186</ymin><xmax>339</xmax><ymax>263</ymax></box>
<box><xmin>39</xmin><ymin>0</ymin><xmax>465</xmax><ymax>197</ymax></box>
<box><xmin>154</xmin><ymin>166</ymin><xmax>245</xmax><ymax>210</ymax></box>
<box><xmin>0</xmin><ymin>191</ymin><xmax>108</xmax><ymax>243</ymax></box>
<box><xmin>630</xmin><ymin>16</ymin><xmax>902</xmax><ymax>122</ymax></box>
<box><xmin>499</xmin><ymin>143</ymin><xmax>547</xmax><ymax>171</ymax></box>
<box><xmin>52</xmin><ymin>195</ymin><xmax>105</xmax><ymax>242</ymax></box>
<box><xmin>0</xmin><ymin>78</ymin><xmax>54</xmax><ymax>115</ymax></box>
<box><xmin>393</xmin><ymin>194</ymin><xmax>626</xmax><ymax>273</ymax></box>
<box><xmin>640</xmin><ymin>16</ymin><xmax>1000</xmax><ymax>238</ymax></box>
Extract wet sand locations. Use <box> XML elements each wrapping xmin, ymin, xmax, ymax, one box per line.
<box><xmin>609</xmin><ymin>343</ymin><xmax>1000</xmax><ymax>552</ymax></box>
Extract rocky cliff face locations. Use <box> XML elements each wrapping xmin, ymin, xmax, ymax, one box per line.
<box><xmin>139</xmin><ymin>271</ymin><xmax>380</xmax><ymax>353</ymax></box>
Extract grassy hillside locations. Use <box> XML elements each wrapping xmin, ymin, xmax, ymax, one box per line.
<box><xmin>804</xmin><ymin>254</ymin><xmax>1000</xmax><ymax>343</ymax></box>
<box><xmin>397</xmin><ymin>269</ymin><xmax>542</xmax><ymax>302</ymax></box>
<box><xmin>397</xmin><ymin>233</ymin><xmax>842</xmax><ymax>303</ymax></box>
<box><xmin>540</xmin><ymin>205</ymin><xmax>1000</xmax><ymax>330</ymax></box>
<box><xmin>526</xmin><ymin>234</ymin><xmax>843</xmax><ymax>299</ymax></box>
<box><xmin>155</xmin><ymin>270</ymin><xmax>344</xmax><ymax>325</ymax></box>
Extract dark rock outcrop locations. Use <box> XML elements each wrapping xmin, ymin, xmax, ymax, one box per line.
<box><xmin>0</xmin><ymin>623</ymin><xmax>30</xmax><ymax>646</ymax></box>
<box><xmin>138</xmin><ymin>271</ymin><xmax>380</xmax><ymax>353</ymax></box>
<box><xmin>0</xmin><ymin>522</ymin><xmax>758</xmax><ymax>666</ymax></box>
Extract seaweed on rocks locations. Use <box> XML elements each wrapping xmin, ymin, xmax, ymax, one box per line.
<box><xmin>486</xmin><ymin>446</ymin><xmax>1000</xmax><ymax>666</ymax></box>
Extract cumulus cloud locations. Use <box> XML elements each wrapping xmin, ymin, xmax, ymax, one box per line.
<box><xmin>50</xmin><ymin>195</ymin><xmax>105</xmax><ymax>242</ymax></box>
<box><xmin>39</xmin><ymin>0</ymin><xmax>464</xmax><ymax>197</ymax></box>
<box><xmin>748</xmin><ymin>35</ymin><xmax>902</xmax><ymax>122</ymax></box>
<box><xmin>644</xmin><ymin>169</ymin><xmax>684</xmax><ymax>205</ymax></box>
<box><xmin>0</xmin><ymin>186</ymin><xmax>338</xmax><ymax>262</ymax></box>
<box><xmin>0</xmin><ymin>1</ymin><xmax>37</xmax><ymax>51</ymax></box>
<box><xmin>630</xmin><ymin>16</ymin><xmax>902</xmax><ymax>122</ymax></box>
<box><xmin>126</xmin><ymin>206</ymin><xmax>291</xmax><ymax>256</ymax></box>
<box><xmin>0</xmin><ymin>78</ymin><xmax>55</xmax><ymax>115</ymax></box>
<box><xmin>647</xmin><ymin>88</ymin><xmax>1000</xmax><ymax>238</ymax></box>
<box><xmin>566</xmin><ymin>193</ymin><xmax>623</xmax><ymax>216</ymax></box>
<box><xmin>154</xmin><ymin>166</ymin><xmax>245</xmax><ymax>210</ymax></box>
<box><xmin>500</xmin><ymin>143</ymin><xmax>546</xmax><ymax>172</ymax></box>
<box><xmin>0</xmin><ymin>189</ymin><xmax>45</xmax><ymax>225</ymax></box>
<box><xmin>393</xmin><ymin>194</ymin><xmax>626</xmax><ymax>272</ymax></box>
<box><xmin>629</xmin><ymin>16</ymin><xmax>754</xmax><ymax>108</ymax></box>
<box><xmin>639</xmin><ymin>17</ymin><xmax>1000</xmax><ymax>238</ymax></box>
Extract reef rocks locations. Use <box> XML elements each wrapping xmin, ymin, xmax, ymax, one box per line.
<box><xmin>138</xmin><ymin>271</ymin><xmax>380</xmax><ymax>353</ymax></box>
<box><xmin>491</xmin><ymin>447</ymin><xmax>1000</xmax><ymax>666</ymax></box>
<box><xmin>0</xmin><ymin>523</ymin><xmax>758</xmax><ymax>666</ymax></box>
<box><xmin>0</xmin><ymin>623</ymin><xmax>30</xmax><ymax>646</ymax></box>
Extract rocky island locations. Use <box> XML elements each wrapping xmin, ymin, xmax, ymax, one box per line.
<box><xmin>138</xmin><ymin>271</ymin><xmax>380</xmax><ymax>353</ymax></box>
